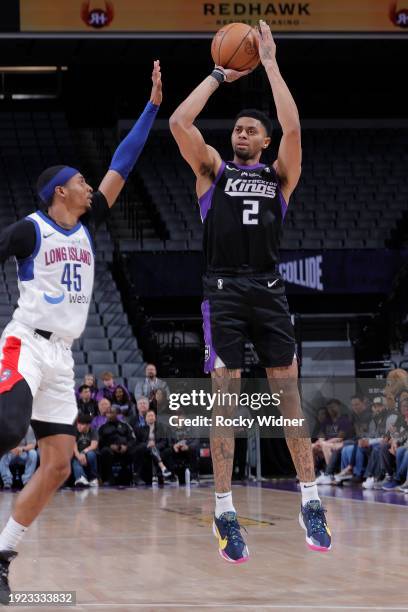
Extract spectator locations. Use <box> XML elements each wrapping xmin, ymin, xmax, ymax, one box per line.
<box><xmin>0</xmin><ymin>426</ymin><xmax>37</xmax><ymax>489</ymax></box>
<box><xmin>112</xmin><ymin>385</ymin><xmax>134</xmax><ymax>418</ymax></box>
<box><xmin>149</xmin><ymin>387</ymin><xmax>169</xmax><ymax>416</ymax></box>
<box><xmin>132</xmin><ymin>409</ymin><xmax>171</xmax><ymax>485</ymax></box>
<box><xmin>91</xmin><ymin>398</ymin><xmax>124</xmax><ymax>431</ymax></box>
<box><xmin>77</xmin><ymin>374</ymin><xmax>98</xmax><ymax>401</ymax></box>
<box><xmin>358</xmin><ymin>396</ymin><xmax>398</xmax><ymax>489</ymax></box>
<box><xmin>77</xmin><ymin>385</ymin><xmax>99</xmax><ymax>418</ymax></box>
<box><xmin>315</xmin><ymin>400</ymin><xmax>353</xmax><ymax>484</ymax></box>
<box><xmin>98</xmin><ymin>406</ymin><xmax>136</xmax><ymax>485</ymax></box>
<box><xmin>96</xmin><ymin>371</ymin><xmax>130</xmax><ymax>404</ymax></box>
<box><xmin>379</xmin><ymin>397</ymin><xmax>408</xmax><ymax>490</ymax></box>
<box><xmin>312</xmin><ymin>407</ymin><xmax>330</xmax><ymax>440</ymax></box>
<box><xmin>128</xmin><ymin>397</ymin><xmax>149</xmax><ymax>428</ymax></box>
<box><xmin>334</xmin><ymin>395</ymin><xmax>372</xmax><ymax>483</ymax></box>
<box><xmin>134</xmin><ymin>364</ymin><xmax>170</xmax><ymax>403</ymax></box>
<box><xmin>72</xmin><ymin>414</ymin><xmax>99</xmax><ymax>488</ymax></box>
<box><xmin>162</xmin><ymin>411</ymin><xmax>200</xmax><ymax>484</ymax></box>
<box><xmin>383</xmin><ymin>369</ymin><xmax>408</xmax><ymax>411</ymax></box>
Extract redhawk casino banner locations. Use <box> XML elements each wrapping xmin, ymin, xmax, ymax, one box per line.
<box><xmin>19</xmin><ymin>0</ymin><xmax>408</xmax><ymax>33</ymax></box>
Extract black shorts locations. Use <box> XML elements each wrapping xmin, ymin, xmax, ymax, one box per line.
<box><xmin>201</xmin><ymin>273</ymin><xmax>296</xmax><ymax>373</ymax></box>
<box><xmin>31</xmin><ymin>420</ymin><xmax>76</xmax><ymax>440</ymax></box>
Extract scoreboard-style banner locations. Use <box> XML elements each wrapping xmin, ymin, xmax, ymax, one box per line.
<box><xmin>127</xmin><ymin>249</ymin><xmax>408</xmax><ymax>297</ymax></box>
<box><xmin>19</xmin><ymin>0</ymin><xmax>408</xmax><ymax>33</ymax></box>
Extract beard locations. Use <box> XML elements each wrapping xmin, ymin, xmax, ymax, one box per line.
<box><xmin>233</xmin><ymin>146</ymin><xmax>252</xmax><ymax>161</ymax></box>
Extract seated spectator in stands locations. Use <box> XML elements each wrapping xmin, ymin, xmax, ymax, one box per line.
<box><xmin>162</xmin><ymin>411</ymin><xmax>200</xmax><ymax>484</ymax></box>
<box><xmin>72</xmin><ymin>414</ymin><xmax>99</xmax><ymax>488</ymax></box>
<box><xmin>96</xmin><ymin>371</ymin><xmax>130</xmax><ymax>404</ymax></box>
<box><xmin>334</xmin><ymin>395</ymin><xmax>372</xmax><ymax>483</ymax></box>
<box><xmin>383</xmin><ymin>369</ymin><xmax>408</xmax><ymax>412</ymax></box>
<box><xmin>98</xmin><ymin>405</ymin><xmax>136</xmax><ymax>485</ymax></box>
<box><xmin>312</xmin><ymin>407</ymin><xmax>330</xmax><ymax>440</ymax></box>
<box><xmin>149</xmin><ymin>387</ymin><xmax>169</xmax><ymax>416</ymax></box>
<box><xmin>315</xmin><ymin>400</ymin><xmax>353</xmax><ymax>484</ymax></box>
<box><xmin>128</xmin><ymin>396</ymin><xmax>149</xmax><ymax>428</ymax></box>
<box><xmin>112</xmin><ymin>385</ymin><xmax>134</xmax><ymax>418</ymax></box>
<box><xmin>132</xmin><ymin>409</ymin><xmax>171</xmax><ymax>485</ymax></box>
<box><xmin>76</xmin><ymin>374</ymin><xmax>98</xmax><ymax>401</ymax></box>
<box><xmin>91</xmin><ymin>398</ymin><xmax>123</xmax><ymax>430</ymax></box>
<box><xmin>77</xmin><ymin>385</ymin><xmax>99</xmax><ymax>418</ymax></box>
<box><xmin>0</xmin><ymin>426</ymin><xmax>37</xmax><ymax>489</ymax></box>
<box><xmin>379</xmin><ymin>397</ymin><xmax>408</xmax><ymax>490</ymax></box>
<box><xmin>356</xmin><ymin>396</ymin><xmax>399</xmax><ymax>489</ymax></box>
<box><xmin>134</xmin><ymin>363</ymin><xmax>170</xmax><ymax>403</ymax></box>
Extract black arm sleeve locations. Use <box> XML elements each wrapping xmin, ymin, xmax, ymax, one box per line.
<box><xmin>0</xmin><ymin>219</ymin><xmax>36</xmax><ymax>262</ymax></box>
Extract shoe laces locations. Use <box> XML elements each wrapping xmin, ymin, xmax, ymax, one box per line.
<box><xmin>219</xmin><ymin>512</ymin><xmax>247</xmax><ymax>546</ymax></box>
<box><xmin>303</xmin><ymin>501</ymin><xmax>327</xmax><ymax>534</ymax></box>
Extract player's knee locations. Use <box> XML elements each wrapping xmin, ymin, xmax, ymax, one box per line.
<box><xmin>42</xmin><ymin>458</ymin><xmax>71</xmax><ymax>486</ymax></box>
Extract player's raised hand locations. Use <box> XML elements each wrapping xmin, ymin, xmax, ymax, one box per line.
<box><xmin>214</xmin><ymin>65</ymin><xmax>252</xmax><ymax>83</ymax></box>
<box><xmin>257</xmin><ymin>20</ymin><xmax>277</xmax><ymax>66</ymax></box>
<box><xmin>150</xmin><ymin>59</ymin><xmax>162</xmax><ymax>106</ymax></box>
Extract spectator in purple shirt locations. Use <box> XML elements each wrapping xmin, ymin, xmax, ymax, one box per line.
<box><xmin>91</xmin><ymin>398</ymin><xmax>124</xmax><ymax>431</ymax></box>
<box><xmin>76</xmin><ymin>374</ymin><xmax>98</xmax><ymax>402</ymax></box>
<box><xmin>112</xmin><ymin>385</ymin><xmax>133</xmax><ymax>418</ymax></box>
<box><xmin>96</xmin><ymin>371</ymin><xmax>130</xmax><ymax>404</ymax></box>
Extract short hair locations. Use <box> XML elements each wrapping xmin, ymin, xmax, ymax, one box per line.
<box><xmin>77</xmin><ymin>413</ymin><xmax>92</xmax><ymax>424</ymax></box>
<box><xmin>78</xmin><ymin>384</ymin><xmax>91</xmax><ymax>393</ymax></box>
<box><xmin>99</xmin><ymin>397</ymin><xmax>111</xmax><ymax>406</ymax></box>
<box><xmin>234</xmin><ymin>109</ymin><xmax>273</xmax><ymax>137</ymax></box>
<box><xmin>36</xmin><ymin>165</ymin><xmax>66</xmax><ymax>207</ymax></box>
<box><xmin>137</xmin><ymin>396</ymin><xmax>149</xmax><ymax>405</ymax></box>
<box><xmin>101</xmin><ymin>371</ymin><xmax>114</xmax><ymax>380</ymax></box>
<box><xmin>351</xmin><ymin>395</ymin><xmax>365</xmax><ymax>402</ymax></box>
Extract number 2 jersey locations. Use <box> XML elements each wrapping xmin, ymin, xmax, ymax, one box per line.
<box><xmin>199</xmin><ymin>161</ymin><xmax>288</xmax><ymax>275</ymax></box>
<box><xmin>0</xmin><ymin>191</ymin><xmax>109</xmax><ymax>341</ymax></box>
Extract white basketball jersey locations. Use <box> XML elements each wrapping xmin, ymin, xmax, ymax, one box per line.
<box><xmin>12</xmin><ymin>211</ymin><xmax>95</xmax><ymax>341</ymax></box>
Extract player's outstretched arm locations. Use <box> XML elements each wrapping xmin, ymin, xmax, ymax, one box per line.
<box><xmin>169</xmin><ymin>67</ymin><xmax>250</xmax><ymax>180</ymax></box>
<box><xmin>258</xmin><ymin>21</ymin><xmax>301</xmax><ymax>202</ymax></box>
<box><xmin>98</xmin><ymin>60</ymin><xmax>162</xmax><ymax>208</ymax></box>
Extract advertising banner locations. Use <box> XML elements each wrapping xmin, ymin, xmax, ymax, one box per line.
<box><xmin>20</xmin><ymin>0</ymin><xmax>408</xmax><ymax>33</ymax></box>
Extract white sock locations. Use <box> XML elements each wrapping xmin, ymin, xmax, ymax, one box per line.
<box><xmin>215</xmin><ymin>491</ymin><xmax>235</xmax><ymax>518</ymax></box>
<box><xmin>300</xmin><ymin>481</ymin><xmax>320</xmax><ymax>507</ymax></box>
<box><xmin>0</xmin><ymin>516</ymin><xmax>28</xmax><ymax>552</ymax></box>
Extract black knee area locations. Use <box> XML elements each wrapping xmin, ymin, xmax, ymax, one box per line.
<box><xmin>0</xmin><ymin>379</ymin><xmax>32</xmax><ymax>455</ymax></box>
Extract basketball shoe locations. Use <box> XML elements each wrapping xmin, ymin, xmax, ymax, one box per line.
<box><xmin>0</xmin><ymin>550</ymin><xmax>17</xmax><ymax>605</ymax></box>
<box><xmin>212</xmin><ymin>511</ymin><xmax>249</xmax><ymax>564</ymax></box>
<box><xmin>299</xmin><ymin>500</ymin><xmax>332</xmax><ymax>552</ymax></box>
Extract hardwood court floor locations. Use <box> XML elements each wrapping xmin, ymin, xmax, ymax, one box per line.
<box><xmin>0</xmin><ymin>483</ymin><xmax>407</xmax><ymax>612</ymax></box>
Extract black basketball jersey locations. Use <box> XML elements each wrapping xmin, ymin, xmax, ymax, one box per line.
<box><xmin>199</xmin><ymin>160</ymin><xmax>287</xmax><ymax>274</ymax></box>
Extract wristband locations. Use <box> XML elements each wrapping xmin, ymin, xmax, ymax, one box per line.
<box><xmin>211</xmin><ymin>68</ymin><xmax>226</xmax><ymax>84</ymax></box>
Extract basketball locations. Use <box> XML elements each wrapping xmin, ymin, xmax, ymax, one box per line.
<box><xmin>211</xmin><ymin>23</ymin><xmax>260</xmax><ymax>71</ymax></box>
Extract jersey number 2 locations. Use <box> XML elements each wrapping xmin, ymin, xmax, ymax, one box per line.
<box><xmin>61</xmin><ymin>263</ymin><xmax>82</xmax><ymax>292</ymax></box>
<box><xmin>243</xmin><ymin>200</ymin><xmax>259</xmax><ymax>225</ymax></box>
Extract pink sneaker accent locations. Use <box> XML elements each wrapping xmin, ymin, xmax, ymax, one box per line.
<box><xmin>219</xmin><ymin>549</ymin><xmax>249</xmax><ymax>564</ymax></box>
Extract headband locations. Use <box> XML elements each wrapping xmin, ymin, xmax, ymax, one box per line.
<box><xmin>38</xmin><ymin>166</ymin><xmax>80</xmax><ymax>203</ymax></box>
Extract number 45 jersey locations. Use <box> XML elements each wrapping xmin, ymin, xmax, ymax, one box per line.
<box><xmin>13</xmin><ymin>210</ymin><xmax>94</xmax><ymax>341</ymax></box>
<box><xmin>199</xmin><ymin>161</ymin><xmax>288</xmax><ymax>275</ymax></box>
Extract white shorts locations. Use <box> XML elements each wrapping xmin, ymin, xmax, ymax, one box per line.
<box><xmin>0</xmin><ymin>320</ymin><xmax>77</xmax><ymax>425</ymax></box>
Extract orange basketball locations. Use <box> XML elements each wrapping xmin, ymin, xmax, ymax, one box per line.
<box><xmin>211</xmin><ymin>22</ymin><xmax>260</xmax><ymax>72</ymax></box>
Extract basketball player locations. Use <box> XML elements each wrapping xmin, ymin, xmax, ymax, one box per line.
<box><xmin>170</xmin><ymin>22</ymin><xmax>331</xmax><ymax>563</ymax></box>
<box><xmin>0</xmin><ymin>61</ymin><xmax>162</xmax><ymax>603</ymax></box>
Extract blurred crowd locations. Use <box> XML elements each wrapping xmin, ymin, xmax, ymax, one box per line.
<box><xmin>312</xmin><ymin>369</ymin><xmax>408</xmax><ymax>492</ymax></box>
<box><xmin>0</xmin><ymin>364</ymin><xmax>200</xmax><ymax>490</ymax></box>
